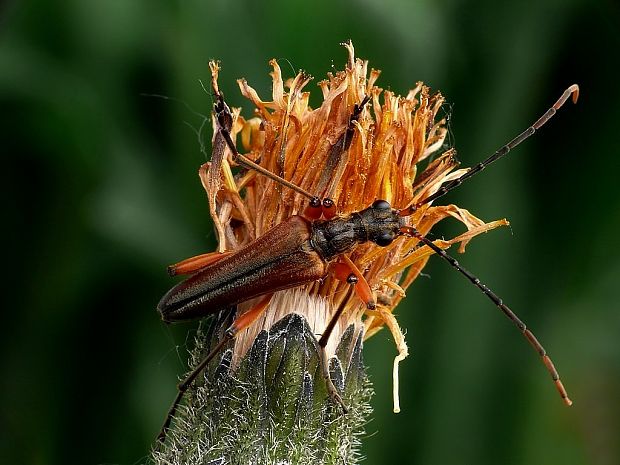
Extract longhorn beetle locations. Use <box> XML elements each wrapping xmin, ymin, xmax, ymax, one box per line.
<box><xmin>156</xmin><ymin>77</ymin><xmax>579</xmax><ymax>443</ymax></box>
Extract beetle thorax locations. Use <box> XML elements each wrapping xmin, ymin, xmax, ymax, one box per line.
<box><xmin>310</xmin><ymin>200</ymin><xmax>404</xmax><ymax>261</ymax></box>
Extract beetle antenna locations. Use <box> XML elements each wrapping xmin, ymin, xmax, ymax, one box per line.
<box><xmin>399</xmin><ymin>84</ymin><xmax>579</xmax><ymax>216</ymax></box>
<box><xmin>212</xmin><ymin>71</ymin><xmax>370</xmax><ymax>210</ymax></box>
<box><xmin>400</xmin><ymin>225</ymin><xmax>572</xmax><ymax>406</ymax></box>
<box><xmin>213</xmin><ymin>93</ymin><xmax>319</xmax><ymax>202</ymax></box>
<box><xmin>208</xmin><ymin>63</ymin><xmax>318</xmax><ymax>202</ymax></box>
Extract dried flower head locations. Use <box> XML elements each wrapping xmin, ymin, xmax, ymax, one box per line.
<box><xmin>201</xmin><ymin>41</ymin><xmax>508</xmax><ymax>413</ymax></box>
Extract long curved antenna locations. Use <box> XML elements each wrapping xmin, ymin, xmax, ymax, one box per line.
<box><xmin>212</xmin><ymin>77</ymin><xmax>371</xmax><ymax>211</ymax></box>
<box><xmin>400</xmin><ymin>225</ymin><xmax>572</xmax><ymax>406</ymax></box>
<box><xmin>208</xmin><ymin>65</ymin><xmax>317</xmax><ymax>202</ymax></box>
<box><xmin>400</xmin><ymin>84</ymin><xmax>579</xmax><ymax>216</ymax></box>
<box><xmin>212</xmin><ymin>93</ymin><xmax>319</xmax><ymax>202</ymax></box>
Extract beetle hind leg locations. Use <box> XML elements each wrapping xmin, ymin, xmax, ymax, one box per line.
<box><xmin>157</xmin><ymin>293</ymin><xmax>273</xmax><ymax>444</ymax></box>
<box><xmin>167</xmin><ymin>251</ymin><xmax>232</xmax><ymax>276</ymax></box>
<box><xmin>319</xmin><ymin>345</ymin><xmax>349</xmax><ymax>414</ymax></box>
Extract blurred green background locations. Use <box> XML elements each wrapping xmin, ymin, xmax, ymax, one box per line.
<box><xmin>2</xmin><ymin>0</ymin><xmax>618</xmax><ymax>464</ymax></box>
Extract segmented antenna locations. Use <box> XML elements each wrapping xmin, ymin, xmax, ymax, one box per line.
<box><xmin>212</xmin><ymin>77</ymin><xmax>371</xmax><ymax>212</ymax></box>
<box><xmin>213</xmin><ymin>93</ymin><xmax>319</xmax><ymax>202</ymax></box>
<box><xmin>400</xmin><ymin>225</ymin><xmax>572</xmax><ymax>405</ymax></box>
<box><xmin>400</xmin><ymin>85</ymin><xmax>579</xmax><ymax>216</ymax></box>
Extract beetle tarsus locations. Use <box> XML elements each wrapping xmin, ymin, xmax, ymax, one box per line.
<box><xmin>320</xmin><ymin>345</ymin><xmax>349</xmax><ymax>414</ymax></box>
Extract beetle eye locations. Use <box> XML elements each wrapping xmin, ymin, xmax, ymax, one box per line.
<box><xmin>372</xmin><ymin>199</ymin><xmax>391</xmax><ymax>210</ymax></box>
<box><xmin>375</xmin><ymin>231</ymin><xmax>394</xmax><ymax>247</ymax></box>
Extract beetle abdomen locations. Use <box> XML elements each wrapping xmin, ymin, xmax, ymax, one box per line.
<box><xmin>158</xmin><ymin>216</ymin><xmax>327</xmax><ymax>322</ymax></box>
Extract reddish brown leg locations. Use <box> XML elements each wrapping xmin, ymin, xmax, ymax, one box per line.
<box><xmin>157</xmin><ymin>294</ymin><xmax>273</xmax><ymax>443</ymax></box>
<box><xmin>333</xmin><ymin>255</ymin><xmax>376</xmax><ymax>310</ymax></box>
<box><xmin>167</xmin><ymin>251</ymin><xmax>232</xmax><ymax>276</ymax></box>
<box><xmin>316</xmin><ymin>255</ymin><xmax>376</xmax><ymax>413</ymax></box>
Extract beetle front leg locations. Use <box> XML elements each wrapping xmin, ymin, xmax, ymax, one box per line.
<box><xmin>314</xmin><ymin>254</ymin><xmax>377</xmax><ymax>415</ymax></box>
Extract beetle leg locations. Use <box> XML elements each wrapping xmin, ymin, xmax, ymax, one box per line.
<box><xmin>319</xmin><ymin>344</ymin><xmax>348</xmax><ymax>414</ymax></box>
<box><xmin>167</xmin><ymin>251</ymin><xmax>232</xmax><ymax>276</ymax></box>
<box><xmin>317</xmin><ymin>301</ymin><xmax>349</xmax><ymax>415</ymax></box>
<box><xmin>158</xmin><ymin>294</ymin><xmax>273</xmax><ymax>443</ymax></box>
<box><xmin>332</xmin><ymin>255</ymin><xmax>376</xmax><ymax>310</ymax></box>
<box><xmin>315</xmin><ymin>254</ymin><xmax>376</xmax><ymax>415</ymax></box>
